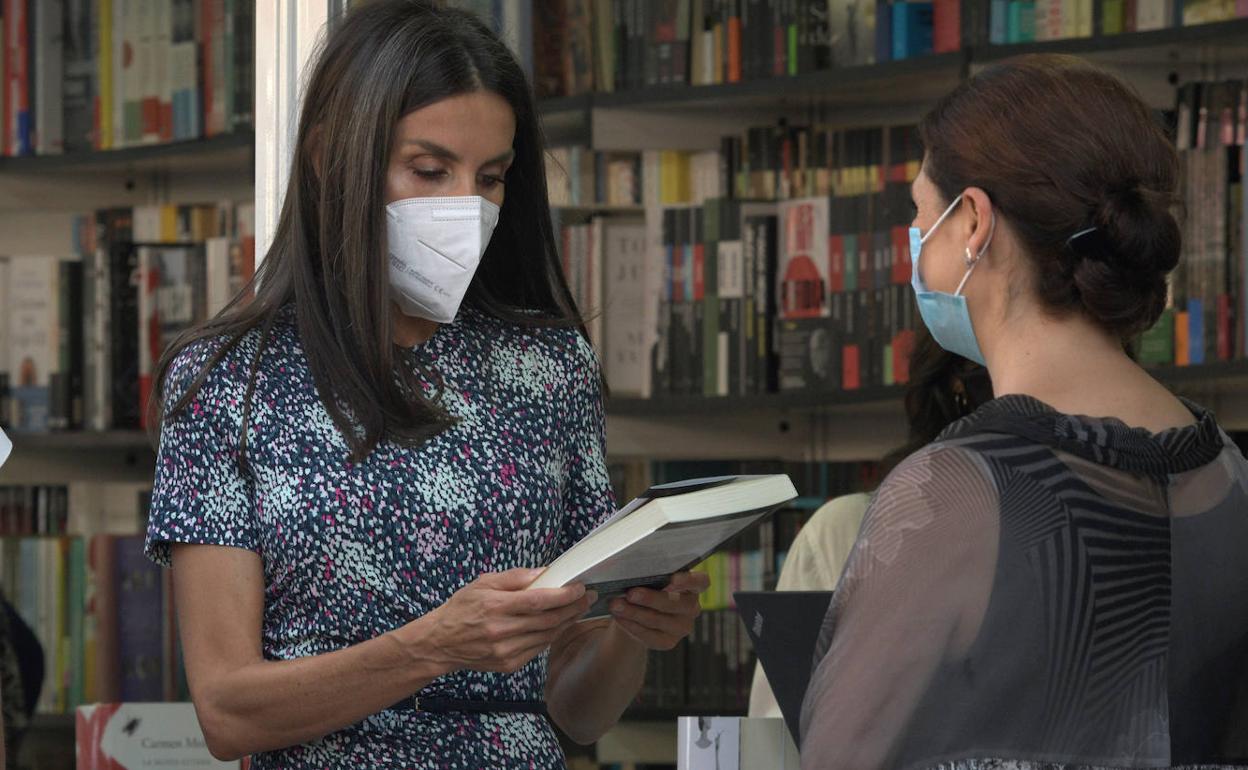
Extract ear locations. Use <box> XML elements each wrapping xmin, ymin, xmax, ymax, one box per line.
<box><xmin>962</xmin><ymin>187</ymin><xmax>996</xmax><ymax>261</ymax></box>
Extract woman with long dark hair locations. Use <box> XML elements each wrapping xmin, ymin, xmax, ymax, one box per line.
<box><xmin>800</xmin><ymin>55</ymin><xmax>1248</xmax><ymax>768</ymax></box>
<box><xmin>143</xmin><ymin>3</ymin><xmax>706</xmax><ymax>767</ymax></box>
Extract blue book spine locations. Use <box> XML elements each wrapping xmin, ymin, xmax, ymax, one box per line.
<box><xmin>892</xmin><ymin>3</ymin><xmax>910</xmax><ymax>59</ymax></box>
<box><xmin>913</xmin><ymin>2</ymin><xmax>935</xmax><ymax>55</ymax></box>
<box><xmin>991</xmin><ymin>0</ymin><xmax>1010</xmax><ymax>41</ymax></box>
<box><xmin>1188</xmin><ymin>298</ymin><xmax>1205</xmax><ymax>365</ymax></box>
<box><xmin>876</xmin><ymin>0</ymin><xmax>894</xmax><ymax>61</ymax></box>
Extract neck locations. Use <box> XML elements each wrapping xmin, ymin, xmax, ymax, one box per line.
<box><xmin>984</xmin><ymin>307</ymin><xmax>1143</xmax><ymax>411</ymax></box>
<box><xmin>392</xmin><ymin>303</ymin><xmax>440</xmax><ymax>347</ymax></box>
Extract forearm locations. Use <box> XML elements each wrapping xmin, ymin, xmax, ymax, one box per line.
<box><xmin>546</xmin><ymin>620</ymin><xmax>648</xmax><ymax>744</ymax></box>
<box><xmin>195</xmin><ymin>620</ymin><xmax>447</xmax><ymax>760</ymax></box>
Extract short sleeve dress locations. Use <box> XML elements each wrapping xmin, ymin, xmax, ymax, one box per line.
<box><xmin>145</xmin><ymin>305</ymin><xmax>616</xmax><ymax>769</ymax></box>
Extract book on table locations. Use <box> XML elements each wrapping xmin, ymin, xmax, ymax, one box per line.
<box><xmin>528</xmin><ymin>474</ymin><xmax>798</xmax><ymax>619</ymax></box>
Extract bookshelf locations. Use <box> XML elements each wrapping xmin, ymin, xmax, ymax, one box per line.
<box><xmin>0</xmin><ymin>4</ymin><xmax>1246</xmax><ymax>769</ymax></box>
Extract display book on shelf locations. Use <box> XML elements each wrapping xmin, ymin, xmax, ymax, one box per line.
<box><xmin>579</xmin><ymin>75</ymin><xmax>1248</xmax><ymax>410</ymax></box>
<box><xmin>0</xmin><ymin>200</ymin><xmax>256</xmax><ymax>435</ymax></box>
<box><xmin>0</xmin><ymin>0</ymin><xmax>255</xmax><ymax>158</ymax></box>
<box><xmin>526</xmin><ymin>0</ymin><xmax>963</xmax><ymax>100</ymax></box>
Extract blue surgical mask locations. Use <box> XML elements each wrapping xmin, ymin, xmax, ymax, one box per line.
<box><xmin>909</xmin><ymin>193</ymin><xmax>994</xmax><ymax>366</ymax></box>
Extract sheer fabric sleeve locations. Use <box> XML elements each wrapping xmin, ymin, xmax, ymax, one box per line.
<box><xmin>798</xmin><ymin>443</ymin><xmax>999</xmax><ymax>770</ymax></box>
<box><xmin>555</xmin><ymin>335</ymin><xmax>616</xmax><ymax>557</ymax></box>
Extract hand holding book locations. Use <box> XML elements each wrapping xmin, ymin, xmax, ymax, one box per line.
<box><xmin>605</xmin><ymin>570</ymin><xmax>711</xmax><ymax>651</ymax></box>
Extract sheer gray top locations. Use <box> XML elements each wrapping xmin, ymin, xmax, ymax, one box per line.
<box><xmin>800</xmin><ymin>395</ymin><xmax>1248</xmax><ymax>769</ymax></box>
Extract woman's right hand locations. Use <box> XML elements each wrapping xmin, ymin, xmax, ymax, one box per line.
<box><xmin>419</xmin><ymin>568</ymin><xmax>596</xmax><ymax>674</ymax></box>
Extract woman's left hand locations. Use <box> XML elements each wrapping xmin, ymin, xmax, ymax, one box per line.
<box><xmin>607</xmin><ymin>571</ymin><xmax>711</xmax><ymax>650</ymax></box>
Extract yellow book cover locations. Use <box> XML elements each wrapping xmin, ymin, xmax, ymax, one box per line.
<box><xmin>160</xmin><ymin>205</ymin><xmax>179</xmax><ymax>242</ymax></box>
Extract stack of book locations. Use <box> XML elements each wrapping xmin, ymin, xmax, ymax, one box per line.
<box><xmin>0</xmin><ymin>531</ymin><xmax>187</xmax><ymax>716</ymax></box>
<box><xmin>530</xmin><ymin>0</ymin><xmax>961</xmax><ymax>98</ymax></box>
<box><xmin>2</xmin><ymin>0</ymin><xmax>254</xmax><ymax>158</ymax></box>
<box><xmin>0</xmin><ymin>201</ymin><xmax>255</xmax><ymax>433</ymax></box>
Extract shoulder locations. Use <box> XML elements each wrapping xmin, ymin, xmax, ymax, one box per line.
<box><xmin>801</xmin><ymin>493</ymin><xmax>872</xmax><ymax>543</ymax></box>
<box><xmin>162</xmin><ymin>311</ymin><xmax>305</xmax><ymax>421</ymax></box>
<box><xmin>869</xmin><ymin>441</ymin><xmax>998</xmax><ymax>528</ymax></box>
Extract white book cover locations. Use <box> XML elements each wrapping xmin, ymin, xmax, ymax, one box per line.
<box><xmin>76</xmin><ymin>702</ymin><xmax>241</xmax><ymax>769</ymax></box>
<box><xmin>205</xmin><ymin>236</ymin><xmax>233</xmax><ymax>316</ymax></box>
<box><xmin>0</xmin><ymin>427</ymin><xmax>9</xmax><ymax>468</ymax></box>
<box><xmin>85</xmin><ymin>247</ymin><xmax>113</xmax><ymax>431</ymax></box>
<box><xmin>7</xmin><ymin>257</ymin><xmax>61</xmax><ymax>431</ymax></box>
<box><xmin>35</xmin><ymin>0</ymin><xmax>64</xmax><ymax>155</ymax></box>
<box><xmin>678</xmin><ymin>716</ymin><xmax>741</xmax><ymax>770</ymax></box>
<box><xmin>602</xmin><ymin>221</ymin><xmax>648</xmax><ymax>396</ymax></box>
<box><xmin>1136</xmin><ymin>0</ymin><xmax>1169</xmax><ymax>29</ymax></box>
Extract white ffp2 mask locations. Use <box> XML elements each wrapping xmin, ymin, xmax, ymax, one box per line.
<box><xmin>385</xmin><ymin>195</ymin><xmax>501</xmax><ymax>324</ymax></box>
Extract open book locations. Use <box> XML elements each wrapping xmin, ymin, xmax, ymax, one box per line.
<box><xmin>528</xmin><ymin>475</ymin><xmax>798</xmax><ymax>619</ymax></box>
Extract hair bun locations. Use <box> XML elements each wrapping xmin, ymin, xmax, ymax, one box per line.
<box><xmin>1068</xmin><ymin>183</ymin><xmax>1180</xmax><ymax>339</ymax></box>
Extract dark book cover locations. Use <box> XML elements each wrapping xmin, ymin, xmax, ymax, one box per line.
<box><xmin>735</xmin><ymin>590</ymin><xmax>834</xmax><ymax>741</ymax></box>
<box><xmin>106</xmin><ymin>212</ymin><xmax>140</xmax><ymax>429</ymax></box>
<box><xmin>115</xmin><ymin>536</ymin><xmax>165</xmax><ymax>702</ymax></box>
<box><xmin>62</xmin><ymin>0</ymin><xmax>97</xmax><ymax>153</ymax></box>
<box><xmin>233</xmin><ymin>0</ymin><xmax>255</xmax><ymax>128</ymax></box>
<box><xmin>777</xmin><ymin>316</ymin><xmax>838</xmax><ymax>392</ymax></box>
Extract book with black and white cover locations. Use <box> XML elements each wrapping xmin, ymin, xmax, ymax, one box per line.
<box><xmin>528</xmin><ymin>474</ymin><xmax>798</xmax><ymax>618</ymax></box>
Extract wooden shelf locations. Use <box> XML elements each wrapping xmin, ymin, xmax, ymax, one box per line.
<box><xmin>0</xmin><ymin>130</ymin><xmax>254</xmax><ymax>175</ymax></box>
<box><xmin>29</xmin><ymin>713</ymin><xmax>74</xmax><ymax>730</ymax></box>
<box><xmin>975</xmin><ymin>18</ymin><xmax>1248</xmax><ymax>61</ymax></box>
<box><xmin>606</xmin><ymin>361</ymin><xmax>1248</xmax><ymax>419</ymax></box>
<box><xmin>537</xmin><ymin>52</ymin><xmax>966</xmax><ymax>116</ymax></box>
<box><xmin>7</xmin><ymin>430</ymin><xmax>154</xmax><ymax>452</ymax></box>
<box><xmin>607</xmin><ymin>386</ymin><xmax>905</xmax><ymax>418</ymax></box>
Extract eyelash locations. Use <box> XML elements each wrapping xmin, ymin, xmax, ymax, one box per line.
<box><xmin>414</xmin><ymin>169</ymin><xmax>505</xmax><ymax>189</ymax></box>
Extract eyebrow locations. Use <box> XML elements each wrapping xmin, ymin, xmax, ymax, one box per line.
<box><xmin>404</xmin><ymin>139</ymin><xmax>515</xmax><ymax>166</ymax></box>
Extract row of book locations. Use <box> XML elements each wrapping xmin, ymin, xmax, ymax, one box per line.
<box><xmin>989</xmin><ymin>0</ymin><xmax>1248</xmax><ymax>43</ymax></box>
<box><xmin>0</xmin><ymin>200</ymin><xmax>255</xmax><ymax>433</ymax></box>
<box><xmin>0</xmin><ymin>534</ymin><xmax>185</xmax><ymax>716</ymax></box>
<box><xmin>545</xmin><ymin>146</ymin><xmax>644</xmax><ymax>208</ymax></box>
<box><xmin>531</xmin><ymin>0</ymin><xmax>962</xmax><ymax>98</ymax></box>
<box><xmin>3</xmin><ymin>0</ymin><xmax>254</xmax><ymax>157</ymax></box>
<box><xmin>0</xmin><ymin>481</ymin><xmax>150</xmax><ymax>536</ymax></box>
<box><xmin>1138</xmin><ymin>78</ymin><xmax>1248</xmax><ymax>367</ymax></box>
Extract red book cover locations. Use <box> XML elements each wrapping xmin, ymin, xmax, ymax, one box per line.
<box><xmin>5</xmin><ymin>0</ymin><xmax>29</xmax><ymax>156</ymax></box>
<box><xmin>693</xmin><ymin>241</ymin><xmax>705</xmax><ymax>301</ymax></box>
<box><xmin>933</xmin><ymin>0</ymin><xmax>961</xmax><ymax>52</ymax></box>
<box><xmin>727</xmin><ymin>16</ymin><xmax>742</xmax><ymax>82</ymax></box>
<box><xmin>200</xmin><ymin>0</ymin><xmax>217</xmax><ymax>136</ymax></box>
<box><xmin>891</xmin><ymin>225</ymin><xmax>911</xmax><ymax>285</ymax></box>
<box><xmin>842</xmin><ymin>345</ymin><xmax>861</xmax><ymax>390</ymax></box>
<box><xmin>1217</xmin><ymin>293</ymin><xmax>1232</xmax><ymax>361</ymax></box>
<box><xmin>829</xmin><ymin>234</ymin><xmax>845</xmax><ymax>292</ymax></box>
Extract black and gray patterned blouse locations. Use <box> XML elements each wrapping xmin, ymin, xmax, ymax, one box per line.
<box><xmin>801</xmin><ymin>394</ymin><xmax>1248</xmax><ymax>769</ymax></box>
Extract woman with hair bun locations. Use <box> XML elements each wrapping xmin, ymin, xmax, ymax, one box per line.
<box><xmin>799</xmin><ymin>54</ymin><xmax>1248</xmax><ymax>769</ymax></box>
